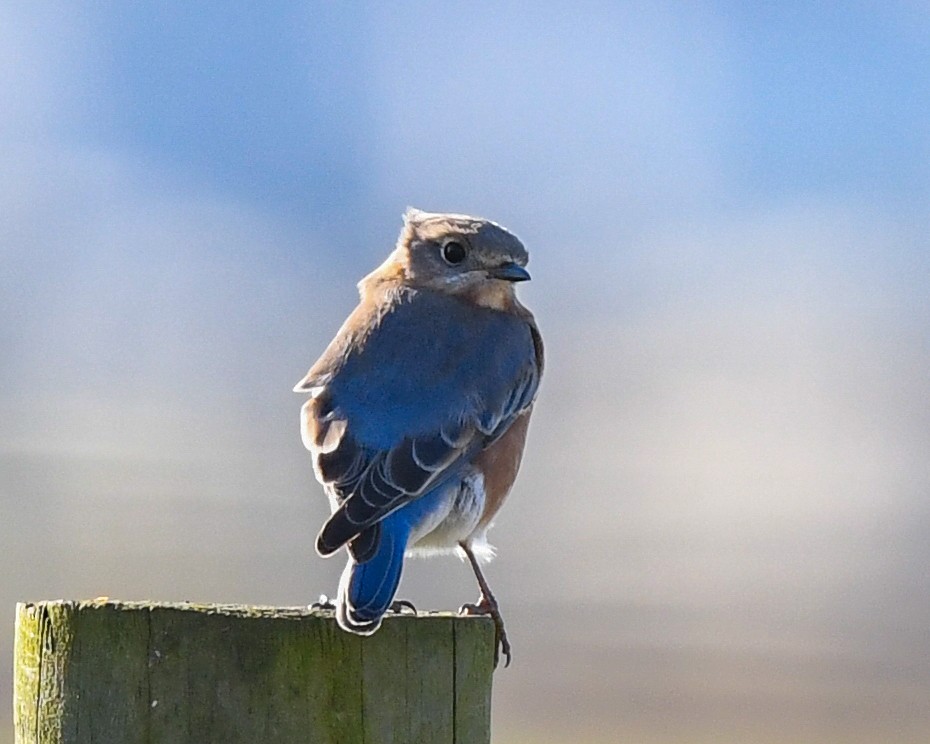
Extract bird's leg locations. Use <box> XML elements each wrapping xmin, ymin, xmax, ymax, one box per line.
<box><xmin>458</xmin><ymin>542</ymin><xmax>512</xmax><ymax>668</ymax></box>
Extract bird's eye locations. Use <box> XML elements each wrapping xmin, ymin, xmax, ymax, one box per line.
<box><xmin>441</xmin><ymin>240</ymin><xmax>467</xmax><ymax>265</ymax></box>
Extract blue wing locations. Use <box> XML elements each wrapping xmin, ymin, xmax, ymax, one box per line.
<box><xmin>297</xmin><ymin>287</ymin><xmax>540</xmax><ymax>556</ymax></box>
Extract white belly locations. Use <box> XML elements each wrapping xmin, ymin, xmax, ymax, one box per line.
<box><xmin>406</xmin><ymin>471</ymin><xmax>495</xmax><ymax>561</ymax></box>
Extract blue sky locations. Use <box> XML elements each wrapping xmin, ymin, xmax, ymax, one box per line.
<box><xmin>22</xmin><ymin>3</ymin><xmax>930</xmax><ymax>230</ymax></box>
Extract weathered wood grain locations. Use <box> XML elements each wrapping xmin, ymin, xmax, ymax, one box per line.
<box><xmin>14</xmin><ymin>601</ymin><xmax>495</xmax><ymax>744</ymax></box>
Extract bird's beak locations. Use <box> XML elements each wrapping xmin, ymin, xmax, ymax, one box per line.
<box><xmin>490</xmin><ymin>262</ymin><xmax>531</xmax><ymax>282</ymax></box>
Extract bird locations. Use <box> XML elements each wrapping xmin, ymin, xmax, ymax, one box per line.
<box><xmin>294</xmin><ymin>207</ymin><xmax>543</xmax><ymax>666</ymax></box>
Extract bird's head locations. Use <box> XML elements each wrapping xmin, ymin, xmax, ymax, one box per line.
<box><xmin>374</xmin><ymin>208</ymin><xmax>529</xmax><ymax>306</ymax></box>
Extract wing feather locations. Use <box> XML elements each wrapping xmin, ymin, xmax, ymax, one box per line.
<box><xmin>299</xmin><ymin>288</ymin><xmax>540</xmax><ymax>557</ymax></box>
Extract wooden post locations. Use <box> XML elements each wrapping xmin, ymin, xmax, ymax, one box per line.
<box><xmin>14</xmin><ymin>600</ymin><xmax>495</xmax><ymax>744</ymax></box>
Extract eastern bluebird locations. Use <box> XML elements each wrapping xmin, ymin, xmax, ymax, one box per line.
<box><xmin>294</xmin><ymin>208</ymin><xmax>543</xmax><ymax>666</ymax></box>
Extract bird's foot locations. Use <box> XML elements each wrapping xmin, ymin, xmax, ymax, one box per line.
<box><xmin>388</xmin><ymin>599</ymin><xmax>417</xmax><ymax>615</ymax></box>
<box><xmin>309</xmin><ymin>594</ymin><xmax>335</xmax><ymax>611</ymax></box>
<box><xmin>311</xmin><ymin>595</ymin><xmax>416</xmax><ymax>616</ymax></box>
<box><xmin>460</xmin><ymin>595</ymin><xmax>512</xmax><ymax>668</ymax></box>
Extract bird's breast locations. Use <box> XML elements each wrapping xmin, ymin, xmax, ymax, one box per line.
<box><xmin>473</xmin><ymin>410</ymin><xmax>533</xmax><ymax>530</ymax></box>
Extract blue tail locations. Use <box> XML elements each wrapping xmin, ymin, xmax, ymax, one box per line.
<box><xmin>336</xmin><ymin>513</ymin><xmax>411</xmax><ymax>635</ymax></box>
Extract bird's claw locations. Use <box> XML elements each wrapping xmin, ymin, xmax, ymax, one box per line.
<box><xmin>311</xmin><ymin>596</ymin><xmax>417</xmax><ymax>616</ymax></box>
<box><xmin>388</xmin><ymin>599</ymin><xmax>418</xmax><ymax>615</ymax></box>
<box><xmin>309</xmin><ymin>594</ymin><xmax>336</xmax><ymax>611</ymax></box>
<box><xmin>460</xmin><ymin>596</ymin><xmax>512</xmax><ymax>668</ymax></box>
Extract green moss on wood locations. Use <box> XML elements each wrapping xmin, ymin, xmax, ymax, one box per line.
<box><xmin>14</xmin><ymin>601</ymin><xmax>495</xmax><ymax>744</ymax></box>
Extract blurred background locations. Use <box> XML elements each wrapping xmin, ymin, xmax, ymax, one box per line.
<box><xmin>2</xmin><ymin>2</ymin><xmax>929</xmax><ymax>742</ymax></box>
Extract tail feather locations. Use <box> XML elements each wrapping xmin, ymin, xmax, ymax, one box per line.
<box><xmin>336</xmin><ymin>516</ymin><xmax>409</xmax><ymax>635</ymax></box>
